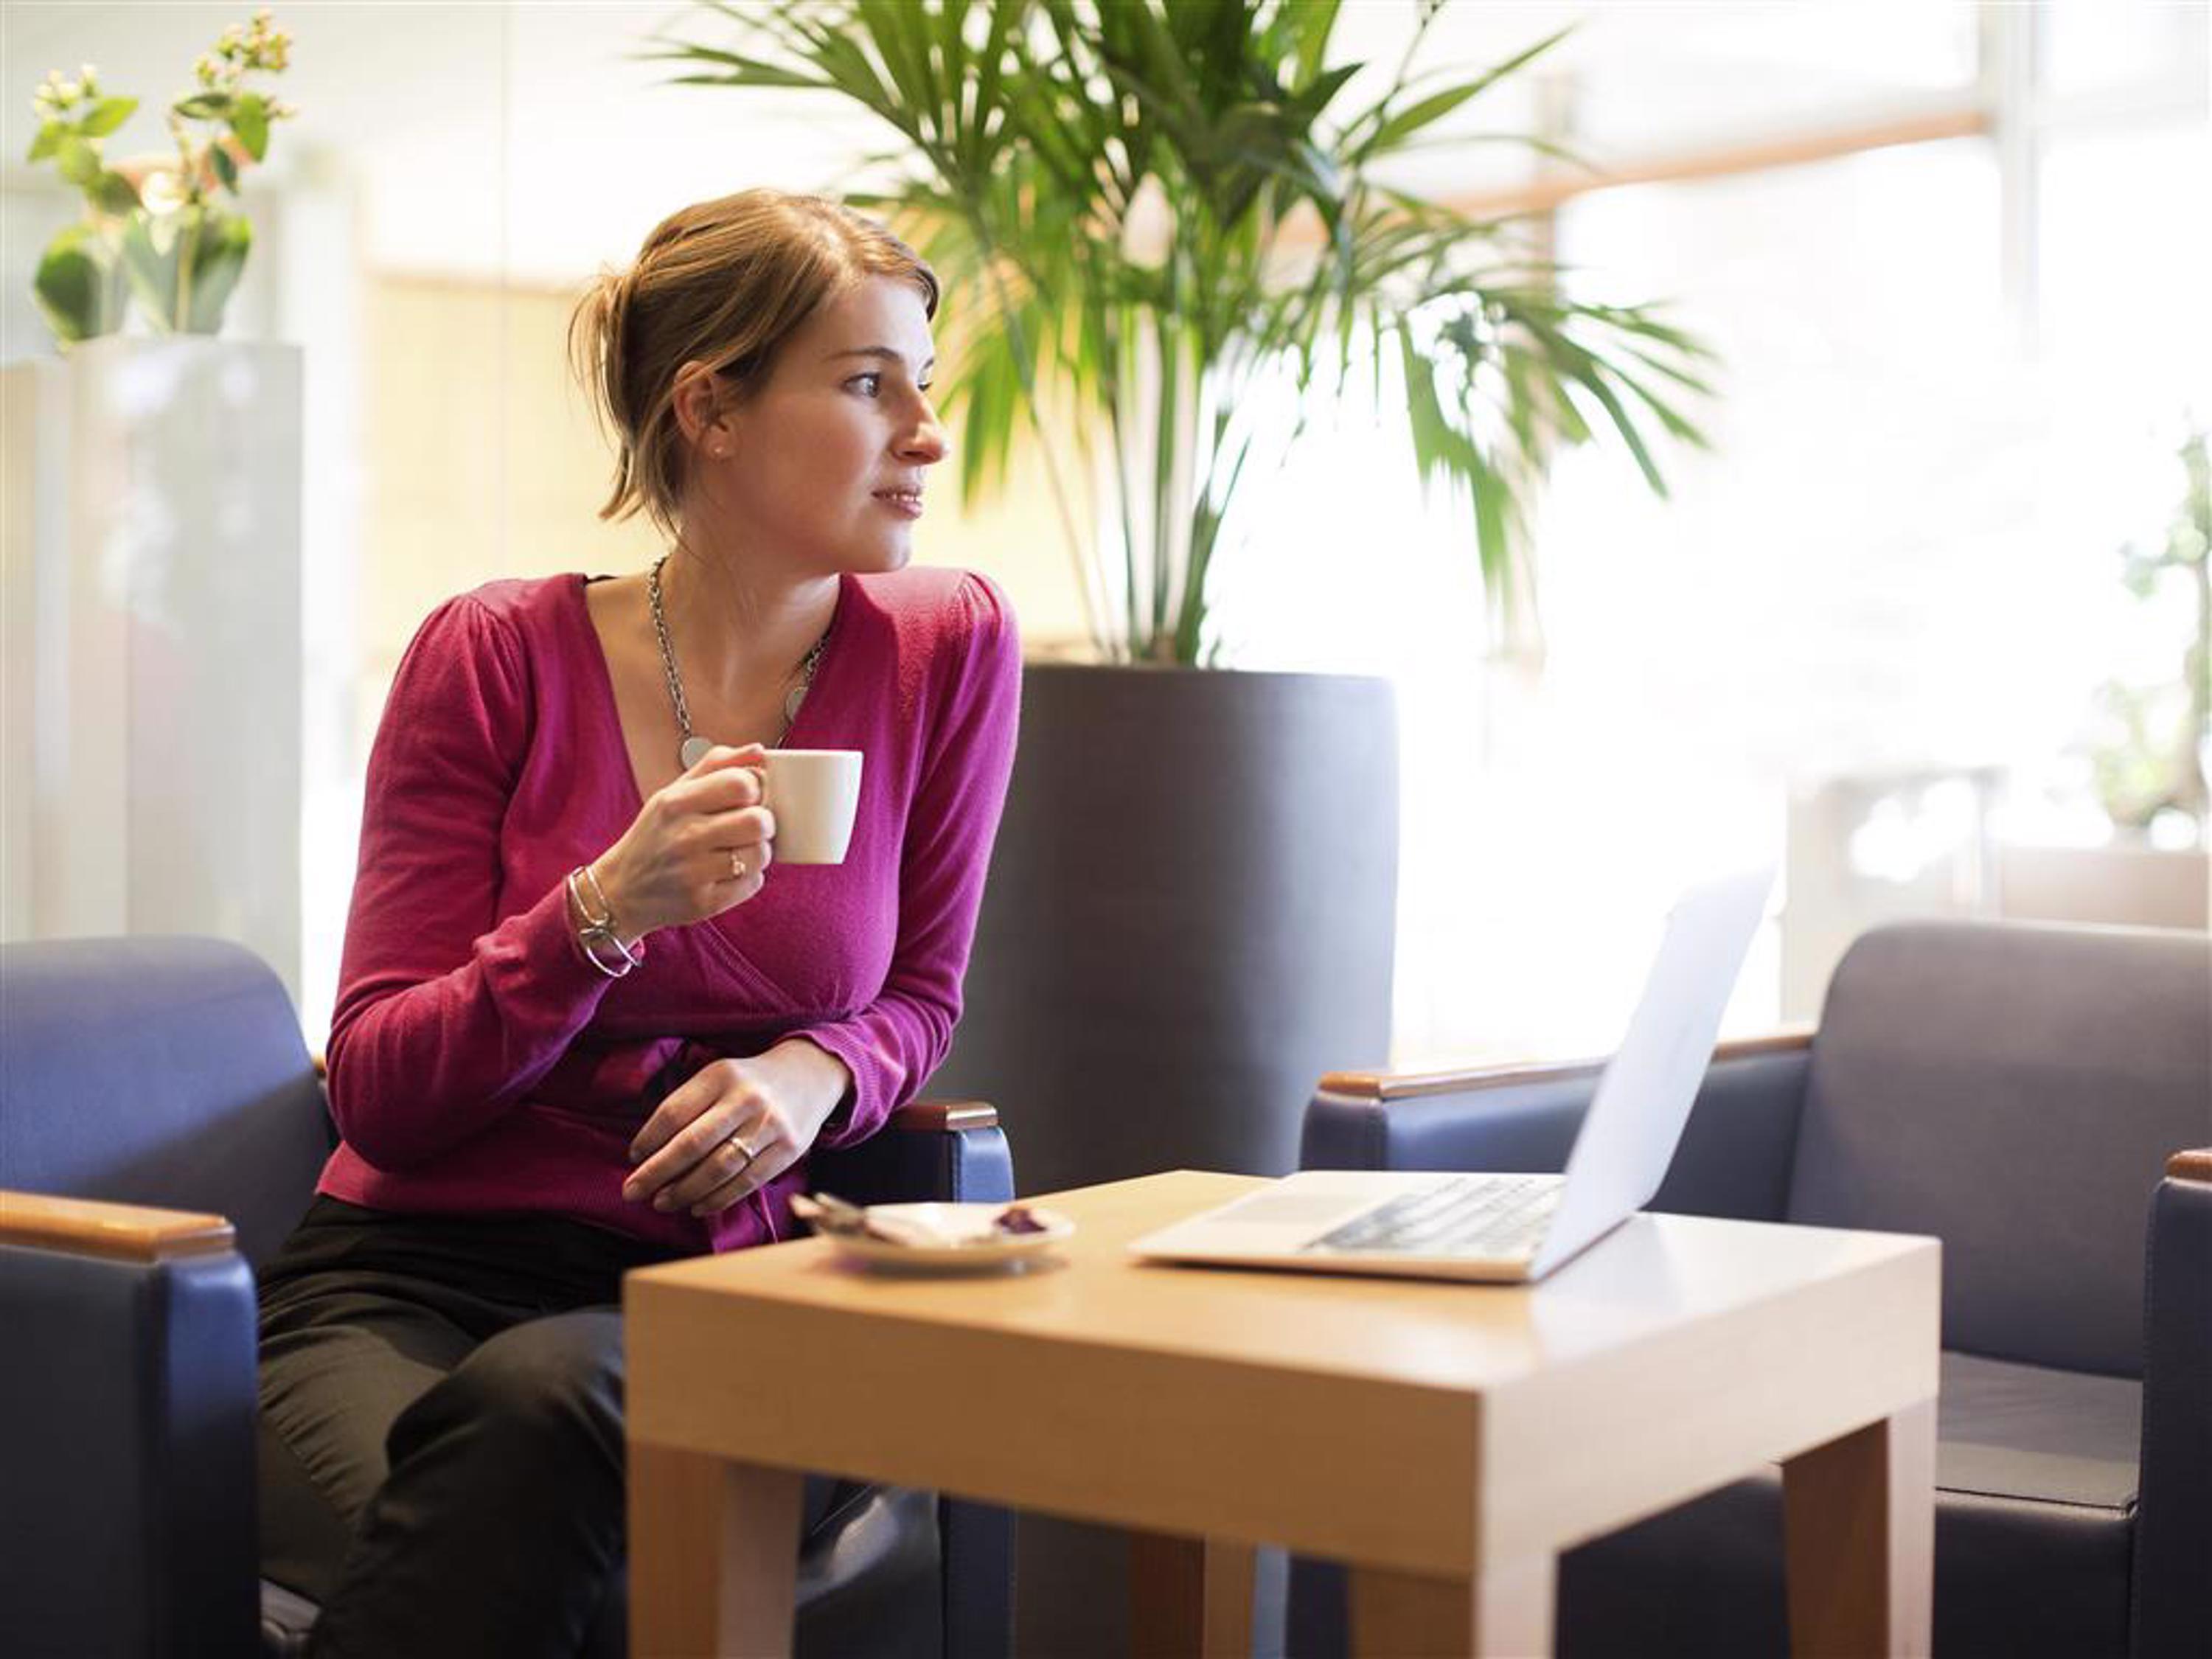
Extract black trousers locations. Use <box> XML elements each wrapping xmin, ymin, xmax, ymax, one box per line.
<box><xmin>256</xmin><ymin>1196</ymin><xmax>835</xmax><ymax>1659</ymax></box>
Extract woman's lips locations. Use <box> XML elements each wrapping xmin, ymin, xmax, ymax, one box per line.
<box><xmin>873</xmin><ymin>490</ymin><xmax>924</xmax><ymax>519</ymax></box>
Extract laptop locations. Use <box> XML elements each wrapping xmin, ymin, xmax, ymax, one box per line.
<box><xmin>1128</xmin><ymin>864</ymin><xmax>1775</xmax><ymax>1284</ymax></box>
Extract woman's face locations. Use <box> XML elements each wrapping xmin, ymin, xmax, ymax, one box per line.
<box><xmin>699</xmin><ymin>274</ymin><xmax>947</xmax><ymax>578</ymax></box>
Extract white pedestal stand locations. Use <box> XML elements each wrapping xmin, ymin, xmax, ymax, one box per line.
<box><xmin>2</xmin><ymin>337</ymin><xmax>303</xmax><ymax>996</ymax></box>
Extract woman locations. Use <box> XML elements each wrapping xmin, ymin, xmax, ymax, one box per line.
<box><xmin>255</xmin><ymin>189</ymin><xmax>1020</xmax><ymax>1657</ymax></box>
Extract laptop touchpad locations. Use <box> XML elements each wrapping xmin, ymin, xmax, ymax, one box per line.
<box><xmin>1210</xmin><ymin>1190</ymin><xmax>1377</xmax><ymax>1227</ymax></box>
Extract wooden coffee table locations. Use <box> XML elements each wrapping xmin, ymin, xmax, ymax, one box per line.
<box><xmin>626</xmin><ymin>1171</ymin><xmax>1938</xmax><ymax>1658</ymax></box>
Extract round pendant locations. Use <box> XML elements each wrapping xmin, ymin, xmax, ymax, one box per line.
<box><xmin>679</xmin><ymin>735</ymin><xmax>714</xmax><ymax>770</ymax></box>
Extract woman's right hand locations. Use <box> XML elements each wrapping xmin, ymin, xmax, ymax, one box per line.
<box><xmin>588</xmin><ymin>744</ymin><xmax>775</xmax><ymax>941</ymax></box>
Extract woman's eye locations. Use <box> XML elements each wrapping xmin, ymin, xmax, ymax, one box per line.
<box><xmin>849</xmin><ymin>373</ymin><xmax>881</xmax><ymax>397</ymax></box>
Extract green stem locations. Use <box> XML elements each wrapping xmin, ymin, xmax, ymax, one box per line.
<box><xmin>104</xmin><ymin>224</ymin><xmax>128</xmax><ymax>335</ymax></box>
<box><xmin>173</xmin><ymin>206</ymin><xmax>202</xmax><ymax>333</ymax></box>
<box><xmin>1178</xmin><ymin>407</ymin><xmax>1251</xmax><ymax>665</ymax></box>
<box><xmin>1150</xmin><ymin>311</ymin><xmax>1183</xmax><ymax>658</ymax></box>
<box><xmin>1106</xmin><ymin>305</ymin><xmax>1144</xmax><ymax>662</ymax></box>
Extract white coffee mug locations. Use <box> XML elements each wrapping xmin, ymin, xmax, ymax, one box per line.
<box><xmin>762</xmin><ymin>748</ymin><xmax>863</xmax><ymax>865</ymax></box>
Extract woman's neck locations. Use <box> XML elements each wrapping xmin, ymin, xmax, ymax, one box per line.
<box><xmin>656</xmin><ymin>538</ymin><xmax>838</xmax><ymax>706</ymax></box>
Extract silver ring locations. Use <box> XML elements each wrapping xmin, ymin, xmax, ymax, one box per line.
<box><xmin>729</xmin><ymin>852</ymin><xmax>747</xmax><ymax>880</ymax></box>
<box><xmin>727</xmin><ymin>1131</ymin><xmax>757</xmax><ymax>1165</ymax></box>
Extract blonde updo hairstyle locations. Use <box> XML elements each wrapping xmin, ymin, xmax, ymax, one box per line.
<box><xmin>570</xmin><ymin>189</ymin><xmax>939</xmax><ymax>541</ymax></box>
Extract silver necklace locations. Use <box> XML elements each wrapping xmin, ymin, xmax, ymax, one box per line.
<box><xmin>647</xmin><ymin>554</ymin><xmax>830</xmax><ymax>768</ymax></box>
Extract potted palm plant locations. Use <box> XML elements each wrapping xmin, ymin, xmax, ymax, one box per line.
<box><xmin>653</xmin><ymin>0</ymin><xmax>1714</xmax><ymax>1197</ymax></box>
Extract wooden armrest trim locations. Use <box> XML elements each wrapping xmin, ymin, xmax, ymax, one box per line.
<box><xmin>1320</xmin><ymin>1057</ymin><xmax>1604</xmax><ymax>1102</ymax></box>
<box><xmin>2168</xmin><ymin>1148</ymin><xmax>2212</xmax><ymax>1183</ymax></box>
<box><xmin>1319</xmin><ymin>1025</ymin><xmax>1817</xmax><ymax>1103</ymax></box>
<box><xmin>891</xmin><ymin>1101</ymin><xmax>999</xmax><ymax>1133</ymax></box>
<box><xmin>0</xmin><ymin>1190</ymin><xmax>236</xmax><ymax>1262</ymax></box>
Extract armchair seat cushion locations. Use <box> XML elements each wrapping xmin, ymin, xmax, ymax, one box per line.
<box><xmin>1552</xmin><ymin>1352</ymin><xmax>2138</xmax><ymax>1659</ymax></box>
<box><xmin>1938</xmin><ymin>1350</ymin><xmax>2139</xmax><ymax>1509</ymax></box>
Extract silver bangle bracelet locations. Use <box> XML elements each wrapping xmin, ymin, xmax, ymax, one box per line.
<box><xmin>577</xmin><ymin>925</ymin><xmax>637</xmax><ymax>978</ymax></box>
<box><xmin>576</xmin><ymin>860</ymin><xmax>618</xmax><ymax>927</ymax></box>
<box><xmin>567</xmin><ymin>867</ymin><xmax>640</xmax><ymax>978</ymax></box>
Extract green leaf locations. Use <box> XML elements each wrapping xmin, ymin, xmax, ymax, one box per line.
<box><xmin>643</xmin><ymin>38</ymin><xmax>825</xmax><ymax>88</ymax></box>
<box><xmin>119</xmin><ymin>217</ymin><xmax>180</xmax><ymax>331</ymax></box>
<box><xmin>211</xmin><ymin>144</ymin><xmax>240</xmax><ymax>192</ymax></box>
<box><xmin>1286</xmin><ymin>60</ymin><xmax>1363</xmax><ymax>126</ymax></box>
<box><xmin>27</xmin><ymin>119</ymin><xmax>65</xmax><ymax>163</ymax></box>
<box><xmin>1365</xmin><ymin>80</ymin><xmax>1493</xmax><ymax>154</ymax></box>
<box><xmin>1621</xmin><ymin>343</ymin><xmax>1717</xmax><ymax>396</ymax></box>
<box><xmin>79</xmin><ymin>95</ymin><xmax>138</xmax><ymax>137</ymax></box>
<box><xmin>858</xmin><ymin>0</ymin><xmax>940</xmax><ymax>131</ymax></box>
<box><xmin>231</xmin><ymin>93</ymin><xmax>270</xmax><ymax>161</ymax></box>
<box><xmin>1607</xmin><ymin>360</ymin><xmax>1711</xmax><ymax>447</ymax></box>
<box><xmin>91</xmin><ymin>170</ymin><xmax>142</xmax><ymax>215</ymax></box>
<box><xmin>34</xmin><ymin>229</ymin><xmax>114</xmax><ymax>343</ymax></box>
<box><xmin>184</xmin><ymin>212</ymin><xmax>252</xmax><ymax>333</ymax></box>
<box><xmin>1349</xmin><ymin>25</ymin><xmax>1573</xmax><ymax>161</ymax></box>
<box><xmin>174</xmin><ymin>92</ymin><xmax>234</xmax><ymax>119</ymax></box>
<box><xmin>56</xmin><ymin>136</ymin><xmax>100</xmax><ymax>187</ymax></box>
<box><xmin>1288</xmin><ymin>0</ymin><xmax>1344</xmax><ymax>86</ymax></box>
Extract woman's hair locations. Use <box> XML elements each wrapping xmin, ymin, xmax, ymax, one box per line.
<box><xmin>569</xmin><ymin>189</ymin><xmax>939</xmax><ymax>539</ymax></box>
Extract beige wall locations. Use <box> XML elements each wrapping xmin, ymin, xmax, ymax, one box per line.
<box><xmin>360</xmin><ymin>274</ymin><xmax>1088</xmax><ymax>749</ymax></box>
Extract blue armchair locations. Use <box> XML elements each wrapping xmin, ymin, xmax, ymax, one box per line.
<box><xmin>1287</xmin><ymin>919</ymin><xmax>2210</xmax><ymax>1658</ymax></box>
<box><xmin>0</xmin><ymin>936</ymin><xmax>1015</xmax><ymax>1659</ymax></box>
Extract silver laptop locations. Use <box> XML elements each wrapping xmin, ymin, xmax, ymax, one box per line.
<box><xmin>1129</xmin><ymin>865</ymin><xmax>1775</xmax><ymax>1284</ymax></box>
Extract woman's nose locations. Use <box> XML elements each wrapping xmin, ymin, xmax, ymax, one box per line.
<box><xmin>900</xmin><ymin>403</ymin><xmax>949</xmax><ymax>465</ymax></box>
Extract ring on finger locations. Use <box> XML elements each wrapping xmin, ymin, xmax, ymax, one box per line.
<box><xmin>726</xmin><ymin>1129</ymin><xmax>757</xmax><ymax>1165</ymax></box>
<box><xmin>728</xmin><ymin>850</ymin><xmax>747</xmax><ymax>880</ymax></box>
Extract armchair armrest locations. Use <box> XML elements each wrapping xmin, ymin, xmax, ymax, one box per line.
<box><xmin>809</xmin><ymin>1098</ymin><xmax>1015</xmax><ymax>1209</ymax></box>
<box><xmin>2134</xmin><ymin>1145</ymin><xmax>2212</xmax><ymax>1657</ymax></box>
<box><xmin>0</xmin><ymin>1189</ymin><xmax>236</xmax><ymax>1262</ymax></box>
<box><xmin>887</xmin><ymin>1101</ymin><xmax>1001</xmax><ymax>1133</ymax></box>
<box><xmin>0</xmin><ymin>1192</ymin><xmax>260</xmax><ymax>1657</ymax></box>
<box><xmin>1315</xmin><ymin>1026</ymin><xmax>1817</xmax><ymax>1101</ymax></box>
<box><xmin>2162</xmin><ymin>1147</ymin><xmax>2211</xmax><ymax>1181</ymax></box>
<box><xmin>1301</xmin><ymin>1028</ymin><xmax>1816</xmax><ymax>1222</ymax></box>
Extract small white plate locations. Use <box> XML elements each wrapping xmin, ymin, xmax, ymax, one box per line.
<box><xmin>818</xmin><ymin>1202</ymin><xmax>1075</xmax><ymax>1274</ymax></box>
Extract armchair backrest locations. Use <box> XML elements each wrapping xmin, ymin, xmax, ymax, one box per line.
<box><xmin>1787</xmin><ymin>921</ymin><xmax>2211</xmax><ymax>1377</ymax></box>
<box><xmin>1</xmin><ymin>936</ymin><xmax>330</xmax><ymax>1269</ymax></box>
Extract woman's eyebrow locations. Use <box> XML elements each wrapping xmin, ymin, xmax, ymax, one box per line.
<box><xmin>824</xmin><ymin>345</ymin><xmax>936</xmax><ymax>374</ymax></box>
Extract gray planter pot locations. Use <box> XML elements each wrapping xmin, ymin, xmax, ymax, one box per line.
<box><xmin>933</xmin><ymin>662</ymin><xmax>1399</xmax><ymax>1197</ymax></box>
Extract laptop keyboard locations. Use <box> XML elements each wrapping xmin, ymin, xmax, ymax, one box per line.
<box><xmin>1304</xmin><ymin>1175</ymin><xmax>1562</xmax><ymax>1259</ymax></box>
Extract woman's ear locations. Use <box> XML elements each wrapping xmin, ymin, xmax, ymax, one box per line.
<box><xmin>671</xmin><ymin>361</ymin><xmax>730</xmax><ymax>454</ymax></box>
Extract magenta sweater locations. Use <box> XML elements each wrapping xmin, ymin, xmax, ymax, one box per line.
<box><xmin>318</xmin><ymin>566</ymin><xmax>1020</xmax><ymax>1253</ymax></box>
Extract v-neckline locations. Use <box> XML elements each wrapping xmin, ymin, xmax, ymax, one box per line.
<box><xmin>569</xmin><ymin>570</ymin><xmax>849</xmax><ymax>817</ymax></box>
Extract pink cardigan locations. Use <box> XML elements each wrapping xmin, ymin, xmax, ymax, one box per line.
<box><xmin>318</xmin><ymin>566</ymin><xmax>1020</xmax><ymax>1252</ymax></box>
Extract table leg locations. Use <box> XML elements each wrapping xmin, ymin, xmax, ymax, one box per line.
<box><xmin>1783</xmin><ymin>1397</ymin><xmax>1936</xmax><ymax>1658</ymax></box>
<box><xmin>1128</xmin><ymin>1531</ymin><xmax>1256</xmax><ymax>1658</ymax></box>
<box><xmin>1349</xmin><ymin>1556</ymin><xmax>1555</xmax><ymax>1658</ymax></box>
<box><xmin>628</xmin><ymin>1442</ymin><xmax>803</xmax><ymax>1659</ymax></box>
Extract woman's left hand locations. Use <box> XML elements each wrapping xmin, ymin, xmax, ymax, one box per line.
<box><xmin>621</xmin><ymin>1042</ymin><xmax>852</xmax><ymax>1218</ymax></box>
